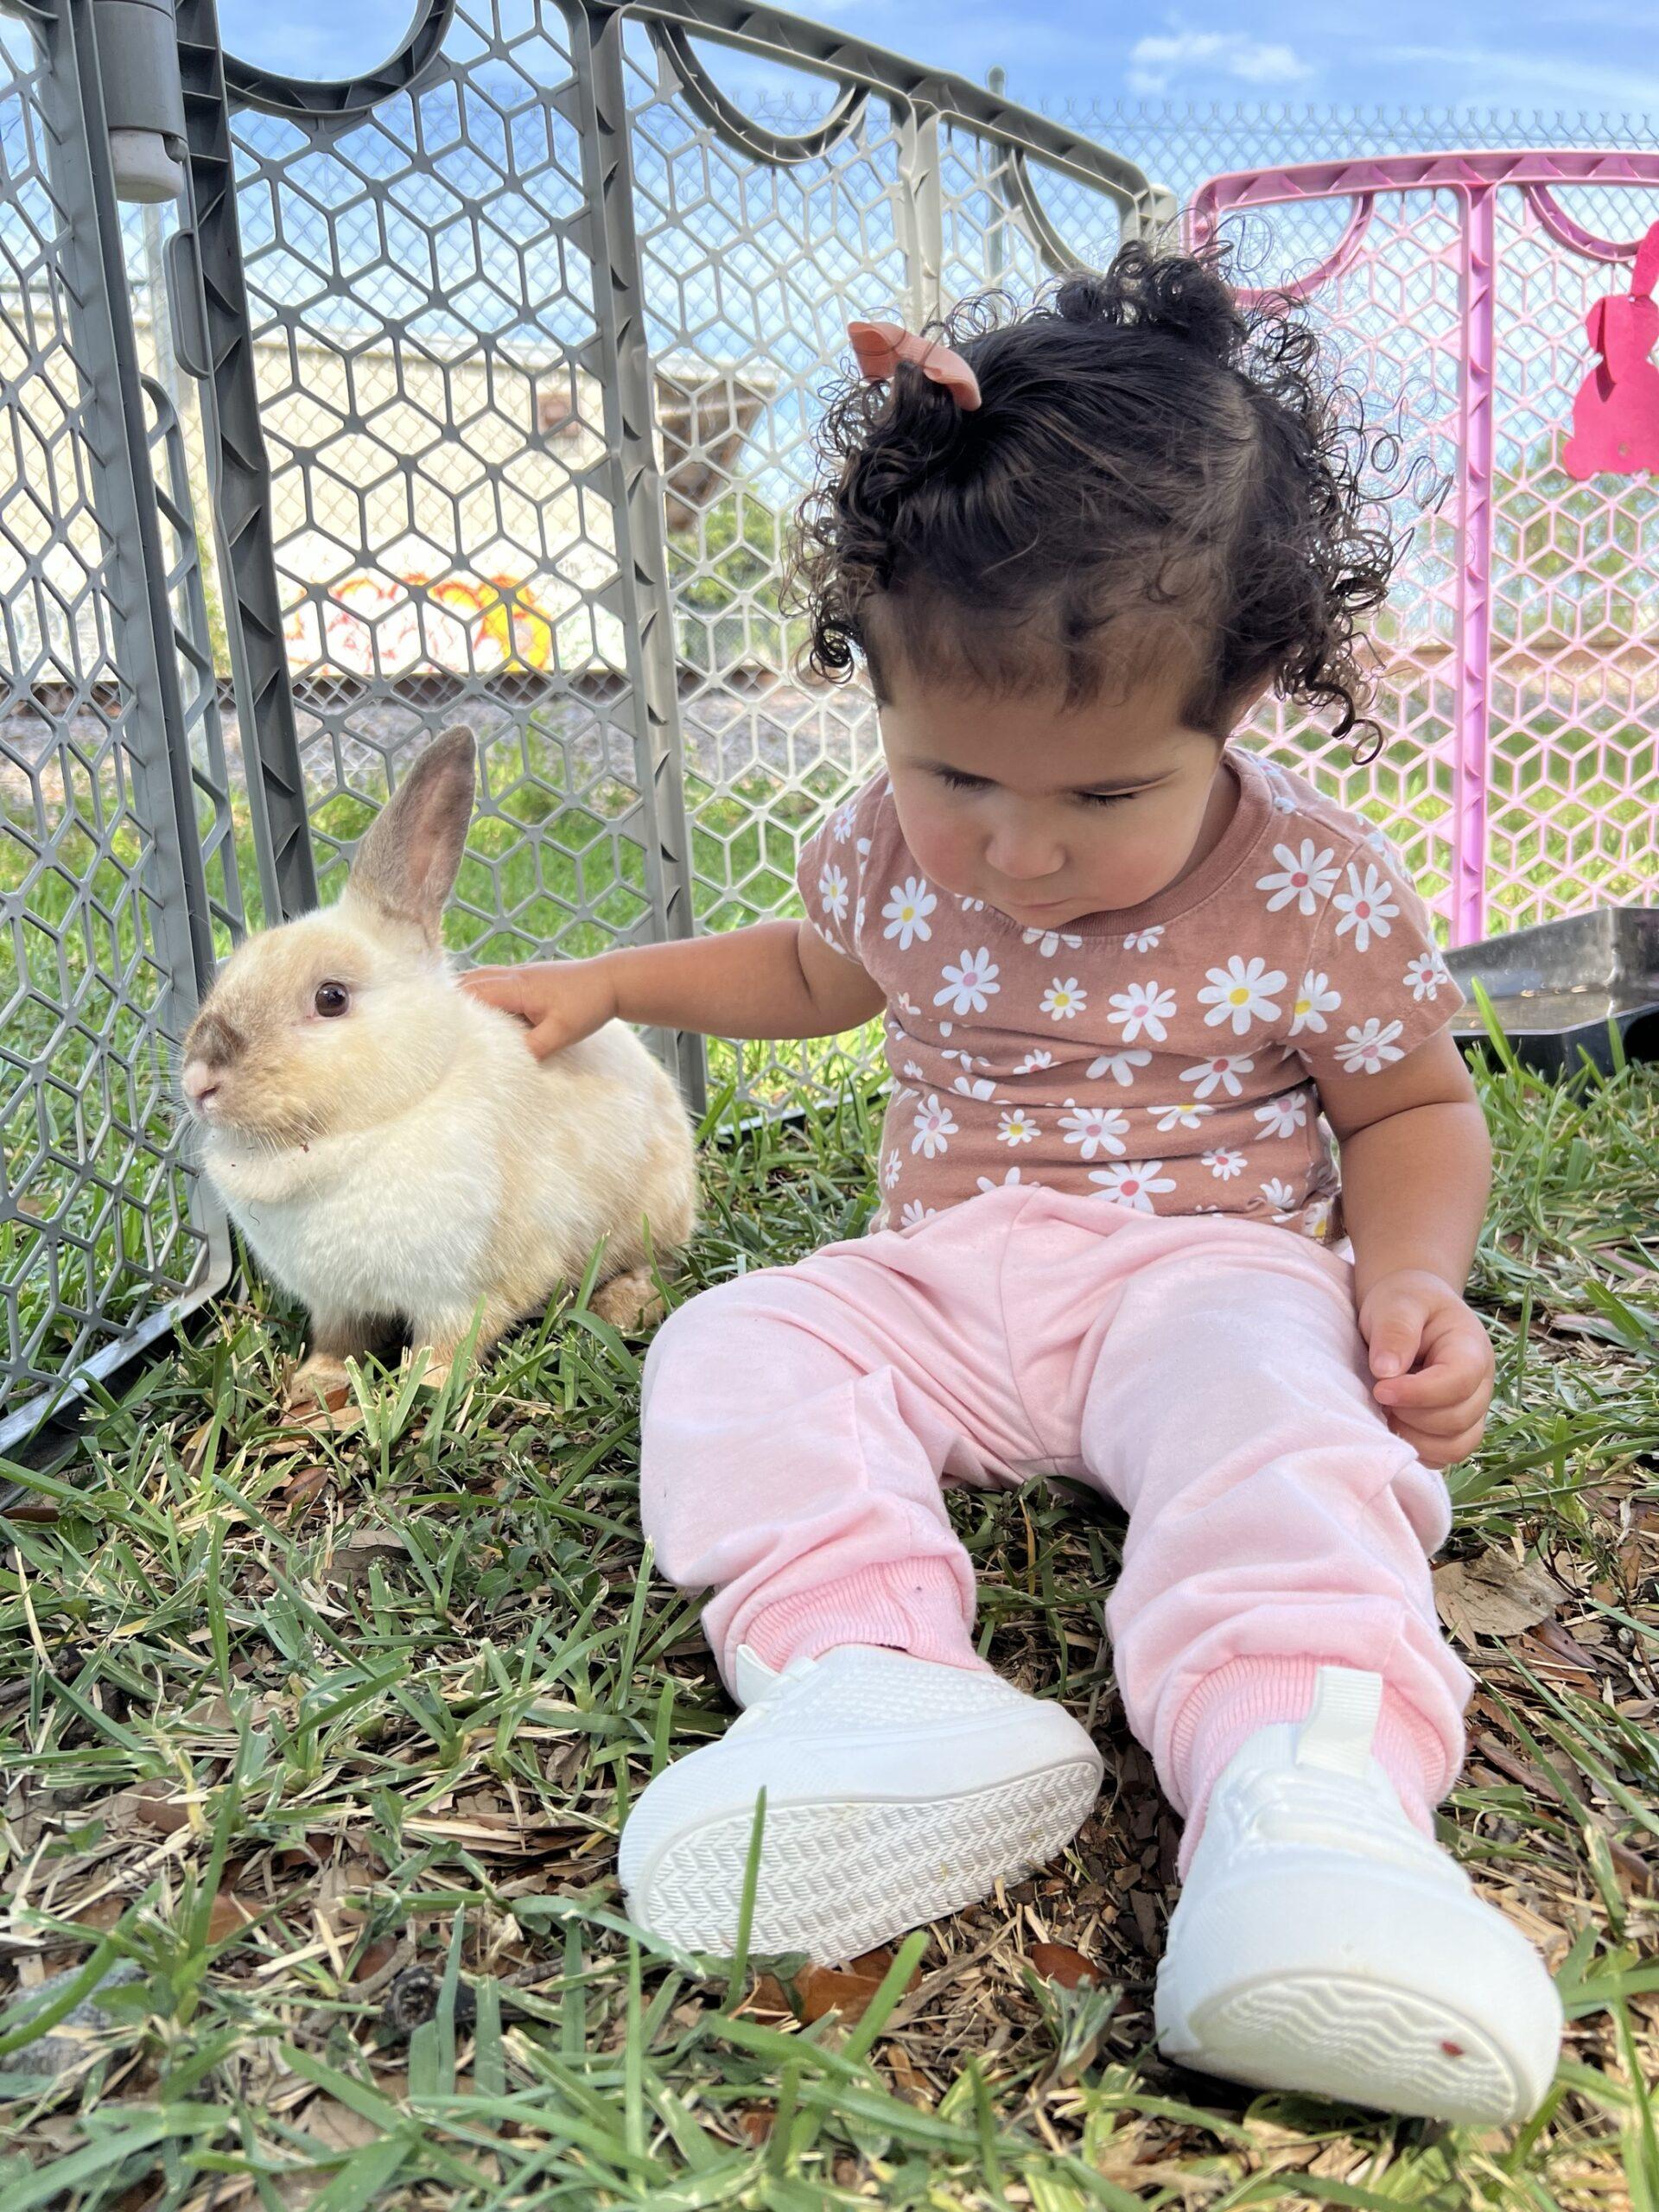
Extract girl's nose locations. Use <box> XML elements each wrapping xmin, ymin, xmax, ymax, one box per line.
<box><xmin>985</xmin><ymin>820</ymin><xmax>1065</xmax><ymax>882</ymax></box>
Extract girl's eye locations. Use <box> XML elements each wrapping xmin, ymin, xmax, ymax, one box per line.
<box><xmin>314</xmin><ymin>982</ymin><xmax>351</xmax><ymax>1018</ymax></box>
<box><xmin>937</xmin><ymin>769</ymin><xmax>989</xmax><ymax>793</ymax></box>
<box><xmin>1077</xmin><ymin>790</ymin><xmax>1132</xmax><ymax>809</ymax></box>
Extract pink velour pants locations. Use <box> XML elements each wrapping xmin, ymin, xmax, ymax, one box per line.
<box><xmin>639</xmin><ymin>1184</ymin><xmax>1472</xmax><ymax>1858</ymax></box>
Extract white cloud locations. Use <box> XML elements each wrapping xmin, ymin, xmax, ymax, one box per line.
<box><xmin>1128</xmin><ymin>26</ymin><xmax>1315</xmax><ymax>96</ymax></box>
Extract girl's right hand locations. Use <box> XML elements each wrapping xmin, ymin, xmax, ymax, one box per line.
<box><xmin>460</xmin><ymin>957</ymin><xmax>620</xmax><ymax>1058</ymax></box>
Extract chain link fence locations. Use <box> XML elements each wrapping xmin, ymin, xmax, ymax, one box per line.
<box><xmin>2</xmin><ymin>0</ymin><xmax>1656</xmax><ymax>1441</ymax></box>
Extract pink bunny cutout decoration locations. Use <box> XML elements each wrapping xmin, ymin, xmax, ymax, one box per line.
<box><xmin>847</xmin><ymin>318</ymin><xmax>982</xmax><ymax>410</ymax></box>
<box><xmin>1562</xmin><ymin>219</ymin><xmax>1659</xmax><ymax>479</ymax></box>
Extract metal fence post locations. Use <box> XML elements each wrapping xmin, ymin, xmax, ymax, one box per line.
<box><xmin>1452</xmin><ymin>181</ymin><xmax>1495</xmax><ymax>949</ymax></box>
<box><xmin>899</xmin><ymin>100</ymin><xmax>945</xmax><ymax>327</ymax></box>
<box><xmin>42</xmin><ymin>0</ymin><xmax>215</xmax><ymax>1007</ymax></box>
<box><xmin>567</xmin><ymin>0</ymin><xmax>706</xmax><ymax>1112</ymax></box>
<box><xmin>172</xmin><ymin>0</ymin><xmax>318</xmax><ymax>923</ymax></box>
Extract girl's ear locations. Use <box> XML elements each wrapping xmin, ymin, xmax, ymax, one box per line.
<box><xmin>347</xmin><ymin>726</ymin><xmax>476</xmax><ymax>942</ymax></box>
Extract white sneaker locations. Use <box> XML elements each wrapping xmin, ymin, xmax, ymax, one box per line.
<box><xmin>1155</xmin><ymin>1666</ymin><xmax>1563</xmax><ymax>2123</ymax></box>
<box><xmin>619</xmin><ymin>1644</ymin><xmax>1103</xmax><ymax>1962</ymax></box>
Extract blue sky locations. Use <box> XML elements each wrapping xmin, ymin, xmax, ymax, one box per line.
<box><xmin>219</xmin><ymin>0</ymin><xmax>1659</xmax><ymax>124</ymax></box>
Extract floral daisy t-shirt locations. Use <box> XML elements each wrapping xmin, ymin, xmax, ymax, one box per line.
<box><xmin>796</xmin><ymin>748</ymin><xmax>1465</xmax><ymax>1242</ymax></box>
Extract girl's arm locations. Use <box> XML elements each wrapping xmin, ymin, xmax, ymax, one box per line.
<box><xmin>1318</xmin><ymin>1029</ymin><xmax>1496</xmax><ymax>1467</ymax></box>
<box><xmin>461</xmin><ymin>918</ymin><xmax>887</xmax><ymax>1058</ymax></box>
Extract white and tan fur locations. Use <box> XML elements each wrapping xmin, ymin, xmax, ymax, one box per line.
<box><xmin>181</xmin><ymin>728</ymin><xmax>697</xmax><ymax>1402</ymax></box>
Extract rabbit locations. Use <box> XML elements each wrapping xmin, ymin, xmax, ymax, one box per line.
<box><xmin>180</xmin><ymin>727</ymin><xmax>698</xmax><ymax>1406</ymax></box>
<box><xmin>1562</xmin><ymin>219</ymin><xmax>1659</xmax><ymax>480</ymax></box>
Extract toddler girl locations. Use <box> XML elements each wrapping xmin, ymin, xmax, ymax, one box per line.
<box><xmin>465</xmin><ymin>244</ymin><xmax>1561</xmax><ymax>2123</ymax></box>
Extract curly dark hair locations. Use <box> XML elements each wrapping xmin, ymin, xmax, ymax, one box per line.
<box><xmin>786</xmin><ymin>238</ymin><xmax>1419</xmax><ymax>760</ymax></box>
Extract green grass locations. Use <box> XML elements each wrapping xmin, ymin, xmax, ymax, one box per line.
<box><xmin>2</xmin><ymin>1045</ymin><xmax>1656</xmax><ymax>2209</ymax></box>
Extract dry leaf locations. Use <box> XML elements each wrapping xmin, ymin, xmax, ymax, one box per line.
<box><xmin>784</xmin><ymin>1946</ymin><xmax>920</xmax><ymax>2025</ymax></box>
<box><xmin>206</xmin><ymin>1891</ymin><xmax>259</xmax><ymax>1942</ymax></box>
<box><xmin>128</xmin><ymin>1780</ymin><xmax>193</xmax><ymax>1834</ymax></box>
<box><xmin>1029</xmin><ymin>1941</ymin><xmax>1103</xmax><ymax>1990</ymax></box>
<box><xmin>352</xmin><ymin>1935</ymin><xmax>400</xmax><ymax>1983</ymax></box>
<box><xmin>1433</xmin><ymin>1550</ymin><xmax>1560</xmax><ymax>1644</ymax></box>
<box><xmin>280</xmin><ymin>1466</ymin><xmax>334</xmax><ymax>1512</ymax></box>
<box><xmin>885</xmin><ymin>2044</ymin><xmax>933</xmax><ymax>2104</ymax></box>
<box><xmin>735</xmin><ymin>2106</ymin><xmax>773</xmax><ymax>2145</ymax></box>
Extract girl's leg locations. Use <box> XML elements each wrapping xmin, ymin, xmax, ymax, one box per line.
<box><xmin>1073</xmin><ymin>1226</ymin><xmax>1559</xmax><ymax>2121</ymax></box>
<box><xmin>622</xmin><ymin>1203</ymin><xmax>1103</xmax><ymax>1961</ymax></box>
<box><xmin>638</xmin><ymin>1216</ymin><xmax>1045</xmax><ymax>1688</ymax></box>
<box><xmin>1078</xmin><ymin>1230</ymin><xmax>1469</xmax><ymax>1850</ymax></box>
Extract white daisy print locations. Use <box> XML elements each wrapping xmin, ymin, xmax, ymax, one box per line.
<box><xmin>997</xmin><ymin>1109</ymin><xmax>1039</xmax><ymax>1147</ymax></box>
<box><xmin>1180</xmin><ymin>1052</ymin><xmax>1255</xmax><ymax>1099</ymax></box>
<box><xmin>1198</xmin><ymin>956</ymin><xmax>1286</xmax><ymax>1036</ymax></box>
<box><xmin>1260</xmin><ymin>1177</ymin><xmax>1300</xmax><ymax>1214</ymax></box>
<box><xmin>1059</xmin><ymin>1103</ymin><xmax>1130</xmax><ymax>1159</ymax></box>
<box><xmin>1108</xmin><ymin>978</ymin><xmax>1178</xmax><ymax>1044</ymax></box>
<box><xmin>1255</xmin><ymin>839</ymin><xmax>1338</xmax><ymax>916</ymax></box>
<box><xmin>1204</xmin><ymin>1147</ymin><xmax>1247</xmax><ymax>1180</ymax></box>
<box><xmin>818</xmin><ymin>863</ymin><xmax>849</xmax><ymax>924</ymax></box>
<box><xmin>957</xmin><ymin>894</ymin><xmax>987</xmax><ymax>912</ymax></box>
<box><xmin>934</xmin><ymin>949</ymin><xmax>1001</xmax><ymax>1016</ymax></box>
<box><xmin>976</xmin><ymin>1166</ymin><xmax>1029</xmax><ymax>1193</ymax></box>
<box><xmin>899</xmin><ymin>1199</ymin><xmax>937</xmax><ymax>1230</ymax></box>
<box><xmin>1014</xmin><ymin>1048</ymin><xmax>1055</xmax><ymax>1075</ymax></box>
<box><xmin>1041</xmin><ymin>976</ymin><xmax>1088</xmax><ymax>1021</ymax></box>
<box><xmin>882</xmin><ymin>875</ymin><xmax>937</xmax><ymax>950</ymax></box>
<box><xmin>911</xmin><ymin>1094</ymin><xmax>958</xmax><ymax>1158</ymax></box>
<box><xmin>951</xmin><ymin>1074</ymin><xmax>997</xmax><ymax>1101</ymax></box>
<box><xmin>1123</xmin><ymin>925</ymin><xmax>1165</xmax><ymax>952</ymax></box>
<box><xmin>853</xmin><ymin>896</ymin><xmax>867</xmax><ymax>939</ymax></box>
<box><xmin>901</xmin><ymin>1059</ymin><xmax>925</xmax><ymax>1082</ymax></box>
<box><xmin>1404</xmin><ymin>950</ymin><xmax>1448</xmax><ymax>1001</ymax></box>
<box><xmin>1289</xmin><ymin>970</ymin><xmax>1342</xmax><ymax>1037</ymax></box>
<box><xmin>1087</xmin><ymin>1048</ymin><xmax>1152</xmax><ymax>1086</ymax></box>
<box><xmin>1023</xmin><ymin>925</ymin><xmax>1084</xmax><ymax>957</ymax></box>
<box><xmin>1254</xmin><ymin>1091</ymin><xmax>1310</xmax><ymax>1139</ymax></box>
<box><xmin>896</xmin><ymin>992</ymin><xmax>922</xmax><ymax>1020</ymax></box>
<box><xmin>1333</xmin><ymin>1018</ymin><xmax>1407</xmax><ymax>1074</ymax></box>
<box><xmin>1302</xmin><ymin>1194</ymin><xmax>1336</xmax><ymax>1240</ymax></box>
<box><xmin>1154</xmin><ymin>1100</ymin><xmax>1213</xmax><ymax>1133</ymax></box>
<box><xmin>832</xmin><ymin>798</ymin><xmax>858</xmax><ymax>842</ymax></box>
<box><xmin>1332</xmin><ymin>861</ymin><xmax>1399</xmax><ymax>954</ymax></box>
<box><xmin>882</xmin><ymin>1149</ymin><xmax>902</xmax><ymax>1190</ymax></box>
<box><xmin>1089</xmin><ymin>1161</ymin><xmax>1175</xmax><ymax>1211</ymax></box>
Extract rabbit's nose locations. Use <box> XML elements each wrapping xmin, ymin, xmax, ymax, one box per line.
<box><xmin>182</xmin><ymin>1060</ymin><xmax>219</xmax><ymax>1109</ymax></box>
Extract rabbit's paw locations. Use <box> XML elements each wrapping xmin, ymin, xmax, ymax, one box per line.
<box><xmin>590</xmin><ymin>1268</ymin><xmax>664</xmax><ymax>1333</ymax></box>
<box><xmin>285</xmin><ymin>1352</ymin><xmax>354</xmax><ymax>1414</ymax></box>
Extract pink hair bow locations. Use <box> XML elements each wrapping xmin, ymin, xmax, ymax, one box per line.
<box><xmin>847</xmin><ymin>318</ymin><xmax>982</xmax><ymax>410</ymax></box>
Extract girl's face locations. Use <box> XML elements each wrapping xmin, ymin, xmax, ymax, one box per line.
<box><xmin>880</xmin><ymin>670</ymin><xmax>1249</xmax><ymax>928</ymax></box>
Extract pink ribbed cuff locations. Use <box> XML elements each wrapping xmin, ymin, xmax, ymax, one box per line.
<box><xmin>740</xmin><ymin>1557</ymin><xmax>987</xmax><ymax>1676</ymax></box>
<box><xmin>1172</xmin><ymin>1655</ymin><xmax>1448</xmax><ymax>1874</ymax></box>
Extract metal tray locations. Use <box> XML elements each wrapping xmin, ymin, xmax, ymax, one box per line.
<box><xmin>1445</xmin><ymin>906</ymin><xmax>1659</xmax><ymax>1076</ymax></box>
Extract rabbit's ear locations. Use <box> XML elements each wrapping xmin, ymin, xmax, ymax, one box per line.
<box><xmin>348</xmin><ymin>727</ymin><xmax>476</xmax><ymax>940</ymax></box>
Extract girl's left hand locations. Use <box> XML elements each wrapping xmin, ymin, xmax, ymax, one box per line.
<box><xmin>1357</xmin><ymin>1268</ymin><xmax>1496</xmax><ymax>1470</ymax></box>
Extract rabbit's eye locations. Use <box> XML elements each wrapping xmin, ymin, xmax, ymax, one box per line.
<box><xmin>315</xmin><ymin>982</ymin><xmax>350</xmax><ymax>1019</ymax></box>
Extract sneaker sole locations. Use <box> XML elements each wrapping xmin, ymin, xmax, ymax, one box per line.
<box><xmin>626</xmin><ymin>1757</ymin><xmax>1103</xmax><ymax>1962</ymax></box>
<box><xmin>1156</xmin><ymin>1865</ymin><xmax>1562</xmax><ymax>2123</ymax></box>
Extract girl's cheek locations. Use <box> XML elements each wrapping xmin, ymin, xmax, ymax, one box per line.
<box><xmin>894</xmin><ymin>802</ymin><xmax>974</xmax><ymax>893</ymax></box>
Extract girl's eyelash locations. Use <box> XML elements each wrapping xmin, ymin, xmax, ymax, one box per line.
<box><xmin>936</xmin><ymin>766</ymin><xmax>1131</xmax><ymax>808</ymax></box>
